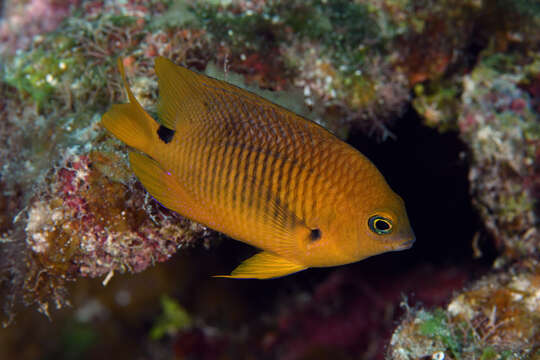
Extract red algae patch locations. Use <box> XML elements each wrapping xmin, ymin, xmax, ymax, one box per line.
<box><xmin>22</xmin><ymin>148</ymin><xmax>208</xmax><ymax>316</ymax></box>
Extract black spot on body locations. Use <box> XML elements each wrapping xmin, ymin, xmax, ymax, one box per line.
<box><xmin>157</xmin><ymin>125</ymin><xmax>175</xmax><ymax>144</ymax></box>
<box><xmin>309</xmin><ymin>228</ymin><xmax>321</xmax><ymax>241</ymax></box>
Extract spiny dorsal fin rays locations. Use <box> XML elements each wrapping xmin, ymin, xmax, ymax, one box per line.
<box><xmin>155</xmin><ymin>57</ymin><xmax>203</xmax><ymax>130</ymax></box>
<box><xmin>101</xmin><ymin>59</ymin><xmax>158</xmax><ymax>155</ymax></box>
<box><xmin>118</xmin><ymin>58</ymin><xmax>148</xmax><ymax>117</ymax></box>
<box><xmin>154</xmin><ymin>56</ymin><xmax>294</xmax><ymax>132</ymax></box>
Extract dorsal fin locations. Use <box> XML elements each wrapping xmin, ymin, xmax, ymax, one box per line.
<box><xmin>154</xmin><ymin>56</ymin><xmax>299</xmax><ymax>131</ymax></box>
<box><xmin>155</xmin><ymin>57</ymin><xmax>200</xmax><ymax>129</ymax></box>
<box><xmin>101</xmin><ymin>58</ymin><xmax>157</xmax><ymax>155</ymax></box>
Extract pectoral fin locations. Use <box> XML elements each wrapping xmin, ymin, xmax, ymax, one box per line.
<box><xmin>214</xmin><ymin>251</ymin><xmax>307</xmax><ymax>279</ymax></box>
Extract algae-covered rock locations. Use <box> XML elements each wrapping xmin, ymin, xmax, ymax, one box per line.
<box><xmin>0</xmin><ymin>0</ymin><xmax>539</xmax><ymax>359</ymax></box>
<box><xmin>389</xmin><ymin>50</ymin><xmax>540</xmax><ymax>360</ymax></box>
<box><xmin>459</xmin><ymin>54</ymin><xmax>540</xmax><ymax>261</ymax></box>
<box><xmin>0</xmin><ymin>1</ymin><xmax>209</xmax><ymax>323</ymax></box>
<box><xmin>388</xmin><ymin>262</ymin><xmax>540</xmax><ymax>360</ymax></box>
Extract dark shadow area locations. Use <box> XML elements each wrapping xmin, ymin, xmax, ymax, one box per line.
<box><xmin>348</xmin><ymin>106</ymin><xmax>495</xmax><ymax>268</ymax></box>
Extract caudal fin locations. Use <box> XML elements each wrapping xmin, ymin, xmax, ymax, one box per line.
<box><xmin>101</xmin><ymin>58</ymin><xmax>157</xmax><ymax>154</ymax></box>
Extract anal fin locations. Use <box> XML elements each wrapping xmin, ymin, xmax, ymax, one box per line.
<box><xmin>214</xmin><ymin>251</ymin><xmax>307</xmax><ymax>279</ymax></box>
<box><xmin>128</xmin><ymin>152</ymin><xmax>189</xmax><ymax>214</ymax></box>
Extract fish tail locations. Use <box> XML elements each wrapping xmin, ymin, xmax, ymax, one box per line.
<box><xmin>101</xmin><ymin>58</ymin><xmax>158</xmax><ymax>155</ymax></box>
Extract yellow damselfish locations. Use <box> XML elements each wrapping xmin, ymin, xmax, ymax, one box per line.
<box><xmin>101</xmin><ymin>57</ymin><xmax>415</xmax><ymax>279</ymax></box>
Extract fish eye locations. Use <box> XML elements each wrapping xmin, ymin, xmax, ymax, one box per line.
<box><xmin>368</xmin><ymin>215</ymin><xmax>393</xmax><ymax>235</ymax></box>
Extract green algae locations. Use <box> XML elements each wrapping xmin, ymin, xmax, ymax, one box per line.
<box><xmin>147</xmin><ymin>0</ymin><xmax>197</xmax><ymax>30</ymax></box>
<box><xmin>4</xmin><ymin>39</ymin><xmax>74</xmax><ymax>109</ymax></box>
<box><xmin>2</xmin><ymin>11</ymin><xmax>141</xmax><ymax>115</ymax></box>
<box><xmin>191</xmin><ymin>3</ymin><xmax>283</xmax><ymax>53</ymax></box>
<box><xmin>287</xmin><ymin>0</ymin><xmax>380</xmax><ymax>62</ymax></box>
<box><xmin>394</xmin><ymin>306</ymin><xmax>535</xmax><ymax>360</ymax></box>
<box><xmin>494</xmin><ymin>0</ymin><xmax>540</xmax><ymax>19</ymax></box>
<box><xmin>418</xmin><ymin>309</ymin><xmax>463</xmax><ymax>358</ymax></box>
<box><xmin>190</xmin><ymin>0</ymin><xmax>395</xmax><ymax>72</ymax></box>
<box><xmin>480</xmin><ymin>347</ymin><xmax>497</xmax><ymax>360</ymax></box>
<box><xmin>391</xmin><ymin>265</ymin><xmax>540</xmax><ymax>360</ymax></box>
<box><xmin>150</xmin><ymin>295</ymin><xmax>192</xmax><ymax>340</ymax></box>
<box><xmin>60</xmin><ymin>320</ymin><xmax>99</xmax><ymax>360</ymax></box>
<box><xmin>413</xmin><ymin>80</ymin><xmax>461</xmax><ymax>131</ymax></box>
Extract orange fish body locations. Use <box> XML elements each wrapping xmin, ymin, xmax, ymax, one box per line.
<box><xmin>102</xmin><ymin>57</ymin><xmax>415</xmax><ymax>279</ymax></box>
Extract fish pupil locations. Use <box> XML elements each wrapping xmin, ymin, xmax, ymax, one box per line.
<box><xmin>375</xmin><ymin>220</ymin><xmax>390</xmax><ymax>231</ymax></box>
<box><xmin>157</xmin><ymin>125</ymin><xmax>175</xmax><ymax>144</ymax></box>
<box><xmin>309</xmin><ymin>228</ymin><xmax>322</xmax><ymax>241</ymax></box>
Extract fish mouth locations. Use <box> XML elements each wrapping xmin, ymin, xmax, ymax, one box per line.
<box><xmin>394</xmin><ymin>237</ymin><xmax>415</xmax><ymax>251</ymax></box>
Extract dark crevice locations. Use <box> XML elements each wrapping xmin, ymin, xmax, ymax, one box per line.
<box><xmin>347</xmin><ymin>106</ymin><xmax>496</xmax><ymax>267</ymax></box>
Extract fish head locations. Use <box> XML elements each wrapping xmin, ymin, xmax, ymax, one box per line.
<box><xmin>358</xmin><ymin>191</ymin><xmax>415</xmax><ymax>257</ymax></box>
<box><xmin>333</xmin><ymin>189</ymin><xmax>415</xmax><ymax>263</ymax></box>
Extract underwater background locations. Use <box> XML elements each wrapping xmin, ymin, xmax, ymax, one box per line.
<box><xmin>0</xmin><ymin>0</ymin><xmax>539</xmax><ymax>359</ymax></box>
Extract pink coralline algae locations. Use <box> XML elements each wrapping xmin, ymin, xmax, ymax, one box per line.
<box><xmin>21</xmin><ymin>146</ymin><xmax>209</xmax><ymax>316</ymax></box>
<box><xmin>458</xmin><ymin>57</ymin><xmax>540</xmax><ymax>261</ymax></box>
<box><xmin>0</xmin><ymin>0</ymin><xmax>80</xmax><ymax>54</ymax></box>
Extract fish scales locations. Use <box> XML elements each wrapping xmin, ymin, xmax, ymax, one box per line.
<box><xmin>201</xmin><ymin>93</ymin><xmax>334</xmax><ymax>239</ymax></box>
<box><xmin>101</xmin><ymin>57</ymin><xmax>415</xmax><ymax>279</ymax></box>
<box><xmin>207</xmin><ymin>104</ymin><xmax>341</xmax><ymax>239</ymax></box>
<box><xmin>195</xmin><ymin>95</ymin><xmax>308</xmax><ymax>227</ymax></box>
<box><xmin>220</xmin><ymin>142</ymin><xmax>235</xmax><ymax>211</ymax></box>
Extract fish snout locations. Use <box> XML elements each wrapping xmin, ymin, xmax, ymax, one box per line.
<box><xmin>398</xmin><ymin>237</ymin><xmax>415</xmax><ymax>250</ymax></box>
<box><xmin>392</xmin><ymin>230</ymin><xmax>415</xmax><ymax>251</ymax></box>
